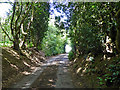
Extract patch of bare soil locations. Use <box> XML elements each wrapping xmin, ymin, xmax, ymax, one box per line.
<box><xmin>31</xmin><ymin>54</ymin><xmax>74</xmax><ymax>88</ymax></box>
<box><xmin>31</xmin><ymin>65</ymin><xmax>58</xmax><ymax>88</ymax></box>
<box><xmin>2</xmin><ymin>47</ymin><xmax>45</xmax><ymax>88</ymax></box>
<box><xmin>55</xmin><ymin>64</ymin><xmax>74</xmax><ymax>88</ymax></box>
<box><xmin>70</xmin><ymin>66</ymin><xmax>98</xmax><ymax>88</ymax></box>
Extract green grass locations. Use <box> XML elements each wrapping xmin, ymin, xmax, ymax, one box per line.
<box><xmin>0</xmin><ymin>42</ymin><xmax>13</xmax><ymax>47</ymax></box>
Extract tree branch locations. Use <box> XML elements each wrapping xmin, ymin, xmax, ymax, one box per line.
<box><xmin>16</xmin><ymin>3</ymin><xmax>32</xmax><ymax>35</ymax></box>
<box><xmin>20</xmin><ymin>3</ymin><xmax>34</xmax><ymax>48</ymax></box>
<box><xmin>10</xmin><ymin>1</ymin><xmax>16</xmax><ymax>36</ymax></box>
<box><xmin>15</xmin><ymin>2</ymin><xmax>23</xmax><ymax>31</ymax></box>
<box><xmin>0</xmin><ymin>24</ymin><xmax>13</xmax><ymax>42</ymax></box>
<box><xmin>19</xmin><ymin>3</ymin><xmax>32</xmax><ymax>28</ymax></box>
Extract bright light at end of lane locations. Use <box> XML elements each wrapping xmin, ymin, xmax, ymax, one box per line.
<box><xmin>65</xmin><ymin>45</ymin><xmax>72</xmax><ymax>53</ymax></box>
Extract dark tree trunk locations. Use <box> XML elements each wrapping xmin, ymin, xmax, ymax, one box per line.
<box><xmin>74</xmin><ymin>43</ymin><xmax>77</xmax><ymax>56</ymax></box>
<box><xmin>13</xmin><ymin>40</ymin><xmax>19</xmax><ymax>51</ymax></box>
<box><xmin>13</xmin><ymin>40</ymin><xmax>24</xmax><ymax>55</ymax></box>
<box><xmin>13</xmin><ymin>34</ymin><xmax>21</xmax><ymax>52</ymax></box>
<box><xmin>116</xmin><ymin>28</ymin><xmax>120</xmax><ymax>52</ymax></box>
<box><xmin>63</xmin><ymin>44</ymin><xmax>66</xmax><ymax>53</ymax></box>
<box><xmin>115</xmin><ymin>9</ymin><xmax>120</xmax><ymax>53</ymax></box>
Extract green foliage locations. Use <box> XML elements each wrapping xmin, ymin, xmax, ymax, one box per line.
<box><xmin>75</xmin><ymin>23</ymin><xmax>102</xmax><ymax>54</ymax></box>
<box><xmin>54</xmin><ymin>2</ymin><xmax>120</xmax><ymax>56</ymax></box>
<box><xmin>42</xmin><ymin>25</ymin><xmax>66</xmax><ymax>56</ymax></box>
<box><xmin>106</xmin><ymin>57</ymin><xmax>120</xmax><ymax>86</ymax></box>
<box><xmin>32</xmin><ymin>2</ymin><xmax>50</xmax><ymax>49</ymax></box>
<box><xmin>97</xmin><ymin>57</ymin><xmax>120</xmax><ymax>87</ymax></box>
<box><xmin>68</xmin><ymin>51</ymin><xmax>75</xmax><ymax>61</ymax></box>
<box><xmin>1</xmin><ymin>2</ymin><xmax>50</xmax><ymax>51</ymax></box>
<box><xmin>97</xmin><ymin>77</ymin><xmax>104</xmax><ymax>85</ymax></box>
<box><xmin>27</xmin><ymin>42</ymin><xmax>34</xmax><ymax>48</ymax></box>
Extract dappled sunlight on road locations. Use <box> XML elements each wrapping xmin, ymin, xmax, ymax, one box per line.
<box><xmin>42</xmin><ymin>54</ymin><xmax>69</xmax><ymax>67</ymax></box>
<box><xmin>11</xmin><ymin>54</ymin><xmax>74</xmax><ymax>88</ymax></box>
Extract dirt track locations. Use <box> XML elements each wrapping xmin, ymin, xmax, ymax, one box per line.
<box><xmin>11</xmin><ymin>54</ymin><xmax>74</xmax><ymax>88</ymax></box>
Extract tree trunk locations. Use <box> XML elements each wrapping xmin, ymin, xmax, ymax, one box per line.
<box><xmin>115</xmin><ymin>9</ymin><xmax>120</xmax><ymax>53</ymax></box>
<box><xmin>116</xmin><ymin>27</ymin><xmax>120</xmax><ymax>52</ymax></box>
<box><xmin>13</xmin><ymin>40</ymin><xmax>19</xmax><ymax>51</ymax></box>
<box><xmin>13</xmin><ymin>33</ymin><xmax>20</xmax><ymax>51</ymax></box>
<box><xmin>13</xmin><ymin>39</ymin><xmax>24</xmax><ymax>55</ymax></box>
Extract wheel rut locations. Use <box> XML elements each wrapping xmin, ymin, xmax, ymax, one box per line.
<box><xmin>11</xmin><ymin>54</ymin><xmax>74</xmax><ymax>88</ymax></box>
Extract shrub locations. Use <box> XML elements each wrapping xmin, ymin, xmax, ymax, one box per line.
<box><xmin>68</xmin><ymin>51</ymin><xmax>75</xmax><ymax>61</ymax></box>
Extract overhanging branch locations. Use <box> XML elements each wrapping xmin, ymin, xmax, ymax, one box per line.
<box><xmin>16</xmin><ymin>3</ymin><xmax>32</xmax><ymax>35</ymax></box>
<box><xmin>10</xmin><ymin>2</ymin><xmax>16</xmax><ymax>36</ymax></box>
<box><xmin>0</xmin><ymin>24</ymin><xmax>13</xmax><ymax>42</ymax></box>
<box><xmin>15</xmin><ymin>2</ymin><xmax>23</xmax><ymax>31</ymax></box>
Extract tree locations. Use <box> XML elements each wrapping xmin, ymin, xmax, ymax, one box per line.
<box><xmin>42</xmin><ymin>25</ymin><xmax>66</xmax><ymax>56</ymax></box>
<box><xmin>0</xmin><ymin>2</ymin><xmax>33</xmax><ymax>52</ymax></box>
<box><xmin>0</xmin><ymin>2</ymin><xmax>50</xmax><ymax>53</ymax></box>
<box><xmin>32</xmin><ymin>2</ymin><xmax>50</xmax><ymax>49</ymax></box>
<box><xmin>53</xmin><ymin>2</ymin><xmax>120</xmax><ymax>57</ymax></box>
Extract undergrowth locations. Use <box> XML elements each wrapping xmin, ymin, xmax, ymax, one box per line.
<box><xmin>71</xmin><ymin>54</ymin><xmax>120</xmax><ymax>88</ymax></box>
